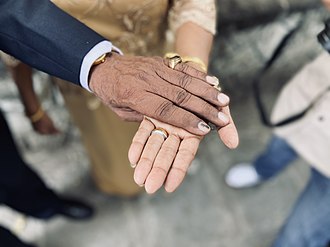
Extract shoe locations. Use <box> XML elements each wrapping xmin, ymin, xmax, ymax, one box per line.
<box><xmin>56</xmin><ymin>197</ymin><xmax>94</xmax><ymax>220</ymax></box>
<box><xmin>225</xmin><ymin>163</ymin><xmax>262</xmax><ymax>189</ymax></box>
<box><xmin>33</xmin><ymin>197</ymin><xmax>94</xmax><ymax>220</ymax></box>
<box><xmin>0</xmin><ymin>225</ymin><xmax>37</xmax><ymax>247</ymax></box>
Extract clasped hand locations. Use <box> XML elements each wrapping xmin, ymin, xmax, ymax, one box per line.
<box><xmin>89</xmin><ymin>53</ymin><xmax>231</xmax><ymax>135</ymax></box>
<box><xmin>129</xmin><ymin>104</ymin><xmax>239</xmax><ymax>194</ymax></box>
<box><xmin>89</xmin><ymin>53</ymin><xmax>239</xmax><ymax>194</ymax></box>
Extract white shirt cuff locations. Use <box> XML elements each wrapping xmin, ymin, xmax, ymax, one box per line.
<box><xmin>80</xmin><ymin>40</ymin><xmax>123</xmax><ymax>92</ymax></box>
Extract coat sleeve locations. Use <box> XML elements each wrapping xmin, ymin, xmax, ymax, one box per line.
<box><xmin>0</xmin><ymin>0</ymin><xmax>107</xmax><ymax>85</ymax></box>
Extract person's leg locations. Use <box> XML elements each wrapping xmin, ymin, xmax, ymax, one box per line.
<box><xmin>273</xmin><ymin>169</ymin><xmax>330</xmax><ymax>247</ymax></box>
<box><xmin>254</xmin><ymin>135</ymin><xmax>298</xmax><ymax>179</ymax></box>
<box><xmin>225</xmin><ymin>135</ymin><xmax>299</xmax><ymax>188</ymax></box>
<box><xmin>0</xmin><ymin>110</ymin><xmax>93</xmax><ymax>219</ymax></box>
<box><xmin>0</xmin><ymin>226</ymin><xmax>37</xmax><ymax>247</ymax></box>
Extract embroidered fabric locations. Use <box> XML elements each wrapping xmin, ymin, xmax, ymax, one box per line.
<box><xmin>52</xmin><ymin>0</ymin><xmax>169</xmax><ymax>56</ymax></box>
<box><xmin>1</xmin><ymin>0</ymin><xmax>216</xmax><ymax>68</ymax></box>
<box><xmin>169</xmin><ymin>0</ymin><xmax>217</xmax><ymax>35</ymax></box>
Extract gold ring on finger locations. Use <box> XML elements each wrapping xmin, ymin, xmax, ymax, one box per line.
<box><xmin>165</xmin><ymin>53</ymin><xmax>182</xmax><ymax>69</ymax></box>
<box><xmin>151</xmin><ymin>127</ymin><xmax>168</xmax><ymax>140</ymax></box>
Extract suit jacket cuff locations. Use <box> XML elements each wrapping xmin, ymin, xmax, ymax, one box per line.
<box><xmin>80</xmin><ymin>40</ymin><xmax>123</xmax><ymax>92</ymax></box>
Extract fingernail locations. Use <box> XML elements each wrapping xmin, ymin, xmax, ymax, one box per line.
<box><xmin>130</xmin><ymin>163</ymin><xmax>136</xmax><ymax>168</ymax></box>
<box><xmin>198</xmin><ymin>122</ymin><xmax>211</xmax><ymax>133</ymax></box>
<box><xmin>218</xmin><ymin>93</ymin><xmax>230</xmax><ymax>105</ymax></box>
<box><xmin>206</xmin><ymin>76</ymin><xmax>219</xmax><ymax>86</ymax></box>
<box><xmin>218</xmin><ymin>112</ymin><xmax>230</xmax><ymax>124</ymax></box>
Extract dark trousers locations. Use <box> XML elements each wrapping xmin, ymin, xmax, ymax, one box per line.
<box><xmin>0</xmin><ymin>110</ymin><xmax>60</xmax><ymax>246</ymax></box>
<box><xmin>0</xmin><ymin>226</ymin><xmax>36</xmax><ymax>247</ymax></box>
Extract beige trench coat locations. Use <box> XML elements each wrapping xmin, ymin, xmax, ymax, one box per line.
<box><xmin>271</xmin><ymin>52</ymin><xmax>330</xmax><ymax>177</ymax></box>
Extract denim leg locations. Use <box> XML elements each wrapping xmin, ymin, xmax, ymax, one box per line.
<box><xmin>273</xmin><ymin>169</ymin><xmax>330</xmax><ymax>247</ymax></box>
<box><xmin>254</xmin><ymin>135</ymin><xmax>298</xmax><ymax>179</ymax></box>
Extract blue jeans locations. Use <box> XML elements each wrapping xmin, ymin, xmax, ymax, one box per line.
<box><xmin>273</xmin><ymin>169</ymin><xmax>330</xmax><ymax>247</ymax></box>
<box><xmin>253</xmin><ymin>136</ymin><xmax>330</xmax><ymax>246</ymax></box>
<box><xmin>254</xmin><ymin>136</ymin><xmax>298</xmax><ymax>179</ymax></box>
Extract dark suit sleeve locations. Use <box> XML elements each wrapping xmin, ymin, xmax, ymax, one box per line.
<box><xmin>0</xmin><ymin>0</ymin><xmax>107</xmax><ymax>85</ymax></box>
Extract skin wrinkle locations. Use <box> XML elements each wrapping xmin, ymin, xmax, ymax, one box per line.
<box><xmin>178</xmin><ymin>73</ymin><xmax>192</xmax><ymax>88</ymax></box>
<box><xmin>89</xmin><ymin>52</ymin><xmax>228</xmax><ymax>136</ymax></box>
<box><xmin>174</xmin><ymin>89</ymin><xmax>191</xmax><ymax>106</ymax></box>
<box><xmin>154</xmin><ymin>100</ymin><xmax>175</xmax><ymax>119</ymax></box>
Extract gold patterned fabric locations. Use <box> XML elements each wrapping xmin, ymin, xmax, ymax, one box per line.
<box><xmin>52</xmin><ymin>0</ymin><xmax>169</xmax><ymax>55</ymax></box>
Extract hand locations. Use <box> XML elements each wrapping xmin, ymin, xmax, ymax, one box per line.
<box><xmin>89</xmin><ymin>53</ymin><xmax>231</xmax><ymax>136</ymax></box>
<box><xmin>128</xmin><ymin>112</ymin><xmax>239</xmax><ymax>194</ymax></box>
<box><xmin>217</xmin><ymin>106</ymin><xmax>239</xmax><ymax>149</ymax></box>
<box><xmin>128</xmin><ymin>117</ymin><xmax>202</xmax><ymax>194</ymax></box>
<box><xmin>323</xmin><ymin>0</ymin><xmax>330</xmax><ymax>10</ymax></box>
<box><xmin>32</xmin><ymin>113</ymin><xmax>60</xmax><ymax>135</ymax></box>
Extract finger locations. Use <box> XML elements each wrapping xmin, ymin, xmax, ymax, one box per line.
<box><xmin>164</xmin><ymin>137</ymin><xmax>201</xmax><ymax>193</ymax></box>
<box><xmin>133</xmin><ymin>93</ymin><xmax>211</xmax><ymax>135</ymax></box>
<box><xmin>160</xmin><ymin>60</ymin><xmax>230</xmax><ymax>107</ymax></box>
<box><xmin>144</xmin><ymin>135</ymin><xmax>180</xmax><ymax>194</ymax></box>
<box><xmin>133</xmin><ymin>131</ymin><xmax>165</xmax><ymax>186</ymax></box>
<box><xmin>128</xmin><ymin>119</ymin><xmax>155</xmax><ymax>166</ymax></box>
<box><xmin>156</xmin><ymin>86</ymin><xmax>230</xmax><ymax>127</ymax></box>
<box><xmin>217</xmin><ymin>106</ymin><xmax>239</xmax><ymax>149</ymax></box>
<box><xmin>163</xmin><ymin>57</ymin><xmax>207</xmax><ymax>82</ymax></box>
<box><xmin>111</xmin><ymin>107</ymin><xmax>144</xmax><ymax>122</ymax></box>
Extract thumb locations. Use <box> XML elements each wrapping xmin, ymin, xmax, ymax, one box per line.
<box><xmin>217</xmin><ymin>106</ymin><xmax>239</xmax><ymax>149</ymax></box>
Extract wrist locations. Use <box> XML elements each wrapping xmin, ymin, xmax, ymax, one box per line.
<box><xmin>89</xmin><ymin>52</ymin><xmax>117</xmax><ymax>93</ymax></box>
<box><xmin>26</xmin><ymin>106</ymin><xmax>44</xmax><ymax>123</ymax></box>
<box><xmin>80</xmin><ymin>41</ymin><xmax>122</xmax><ymax>92</ymax></box>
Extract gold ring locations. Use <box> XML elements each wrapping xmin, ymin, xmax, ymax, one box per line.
<box><xmin>151</xmin><ymin>127</ymin><xmax>168</xmax><ymax>140</ymax></box>
<box><xmin>165</xmin><ymin>53</ymin><xmax>182</xmax><ymax>69</ymax></box>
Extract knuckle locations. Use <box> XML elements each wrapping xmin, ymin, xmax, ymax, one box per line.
<box><xmin>179</xmin><ymin>63</ymin><xmax>190</xmax><ymax>73</ymax></box>
<box><xmin>161</xmin><ymin>145</ymin><xmax>175</xmax><ymax>154</ymax></box>
<box><xmin>178</xmin><ymin>73</ymin><xmax>192</xmax><ymax>88</ymax></box>
<box><xmin>138</xmin><ymin>125</ymin><xmax>152</xmax><ymax>135</ymax></box>
<box><xmin>153</xmin><ymin>56</ymin><xmax>164</xmax><ymax>64</ymax></box>
<box><xmin>206</xmin><ymin>88</ymin><xmax>220</xmax><ymax>103</ymax></box>
<box><xmin>152</xmin><ymin>166</ymin><xmax>167</xmax><ymax>176</ymax></box>
<box><xmin>155</xmin><ymin>101</ymin><xmax>174</xmax><ymax>118</ymax></box>
<box><xmin>139</xmin><ymin>156</ymin><xmax>153</xmax><ymax>167</ymax></box>
<box><xmin>136</xmin><ymin>71</ymin><xmax>148</xmax><ymax>81</ymax></box>
<box><xmin>174</xmin><ymin>89</ymin><xmax>191</xmax><ymax>106</ymax></box>
<box><xmin>194</xmin><ymin>69</ymin><xmax>206</xmax><ymax>78</ymax></box>
<box><xmin>180</xmin><ymin>148</ymin><xmax>195</xmax><ymax>160</ymax></box>
<box><xmin>171</xmin><ymin>166</ymin><xmax>187</xmax><ymax>176</ymax></box>
<box><xmin>131</xmin><ymin>139</ymin><xmax>145</xmax><ymax>149</ymax></box>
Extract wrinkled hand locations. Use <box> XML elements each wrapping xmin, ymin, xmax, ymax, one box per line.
<box><xmin>32</xmin><ymin>113</ymin><xmax>60</xmax><ymax>135</ymax></box>
<box><xmin>128</xmin><ymin>112</ymin><xmax>239</xmax><ymax>194</ymax></box>
<box><xmin>89</xmin><ymin>53</ymin><xmax>230</xmax><ymax>135</ymax></box>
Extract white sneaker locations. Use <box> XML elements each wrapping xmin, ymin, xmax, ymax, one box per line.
<box><xmin>225</xmin><ymin>163</ymin><xmax>262</xmax><ymax>189</ymax></box>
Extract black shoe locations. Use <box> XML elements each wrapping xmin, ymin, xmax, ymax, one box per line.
<box><xmin>56</xmin><ymin>197</ymin><xmax>94</xmax><ymax>220</ymax></box>
<box><xmin>0</xmin><ymin>226</ymin><xmax>37</xmax><ymax>247</ymax></box>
